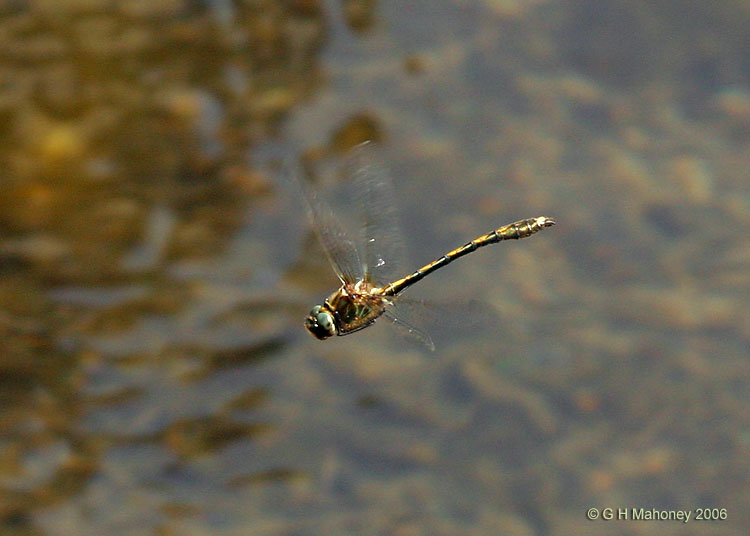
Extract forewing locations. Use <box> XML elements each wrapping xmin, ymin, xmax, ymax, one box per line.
<box><xmin>286</xmin><ymin>159</ymin><xmax>364</xmax><ymax>284</ymax></box>
<box><xmin>344</xmin><ymin>142</ymin><xmax>408</xmax><ymax>285</ymax></box>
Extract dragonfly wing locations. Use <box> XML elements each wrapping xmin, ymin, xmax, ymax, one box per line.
<box><xmin>343</xmin><ymin>142</ymin><xmax>408</xmax><ymax>285</ymax></box>
<box><xmin>286</xmin><ymin>159</ymin><xmax>364</xmax><ymax>284</ymax></box>
<box><xmin>384</xmin><ymin>297</ymin><xmax>501</xmax><ymax>352</ymax></box>
<box><xmin>383</xmin><ymin>308</ymin><xmax>435</xmax><ymax>352</ymax></box>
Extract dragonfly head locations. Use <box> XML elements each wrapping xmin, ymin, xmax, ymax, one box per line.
<box><xmin>305</xmin><ymin>304</ymin><xmax>337</xmax><ymax>340</ymax></box>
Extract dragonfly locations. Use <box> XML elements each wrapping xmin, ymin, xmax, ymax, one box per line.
<box><xmin>296</xmin><ymin>142</ymin><xmax>555</xmax><ymax>350</ymax></box>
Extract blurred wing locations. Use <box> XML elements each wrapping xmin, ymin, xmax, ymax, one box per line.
<box><xmin>344</xmin><ymin>142</ymin><xmax>408</xmax><ymax>285</ymax></box>
<box><xmin>286</xmin><ymin>159</ymin><xmax>364</xmax><ymax>284</ymax></box>
<box><xmin>383</xmin><ymin>299</ymin><xmax>435</xmax><ymax>352</ymax></box>
<box><xmin>385</xmin><ymin>297</ymin><xmax>500</xmax><ymax>352</ymax></box>
<box><xmin>383</xmin><ymin>309</ymin><xmax>435</xmax><ymax>352</ymax></box>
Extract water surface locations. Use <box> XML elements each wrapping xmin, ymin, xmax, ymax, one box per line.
<box><xmin>0</xmin><ymin>1</ymin><xmax>747</xmax><ymax>534</ymax></box>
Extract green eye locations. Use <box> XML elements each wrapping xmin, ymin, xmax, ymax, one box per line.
<box><xmin>317</xmin><ymin>312</ymin><xmax>333</xmax><ymax>330</ymax></box>
<box><xmin>304</xmin><ymin>305</ymin><xmax>336</xmax><ymax>340</ymax></box>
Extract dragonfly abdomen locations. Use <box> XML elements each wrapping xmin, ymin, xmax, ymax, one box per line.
<box><xmin>487</xmin><ymin>216</ymin><xmax>555</xmax><ymax>242</ymax></box>
<box><xmin>382</xmin><ymin>216</ymin><xmax>554</xmax><ymax>296</ymax></box>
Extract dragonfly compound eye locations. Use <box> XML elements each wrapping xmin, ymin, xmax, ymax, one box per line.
<box><xmin>305</xmin><ymin>305</ymin><xmax>336</xmax><ymax>340</ymax></box>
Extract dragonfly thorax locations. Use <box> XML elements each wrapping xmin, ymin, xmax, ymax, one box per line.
<box><xmin>305</xmin><ymin>304</ymin><xmax>337</xmax><ymax>340</ymax></box>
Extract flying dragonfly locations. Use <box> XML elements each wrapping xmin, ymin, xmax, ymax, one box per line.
<box><xmin>296</xmin><ymin>142</ymin><xmax>555</xmax><ymax>350</ymax></box>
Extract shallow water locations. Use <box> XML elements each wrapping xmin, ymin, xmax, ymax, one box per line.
<box><xmin>0</xmin><ymin>1</ymin><xmax>748</xmax><ymax>535</ymax></box>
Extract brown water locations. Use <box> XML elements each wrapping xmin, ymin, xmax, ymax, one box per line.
<box><xmin>0</xmin><ymin>1</ymin><xmax>748</xmax><ymax>535</ymax></box>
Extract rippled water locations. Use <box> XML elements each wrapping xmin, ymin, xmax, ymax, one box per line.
<box><xmin>0</xmin><ymin>1</ymin><xmax>747</xmax><ymax>535</ymax></box>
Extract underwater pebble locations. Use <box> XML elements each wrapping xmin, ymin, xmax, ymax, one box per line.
<box><xmin>462</xmin><ymin>359</ymin><xmax>557</xmax><ymax>435</ymax></box>
<box><xmin>611</xmin><ymin>287</ymin><xmax>738</xmax><ymax>330</ymax></box>
<box><xmin>2</xmin><ymin>235</ymin><xmax>71</xmax><ymax>265</ymax></box>
<box><xmin>666</xmin><ymin>156</ymin><xmax>713</xmax><ymax>204</ymax></box>
<box><xmin>714</xmin><ymin>87</ymin><xmax>750</xmax><ymax>119</ymax></box>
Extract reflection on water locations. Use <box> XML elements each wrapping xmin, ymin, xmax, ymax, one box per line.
<box><xmin>0</xmin><ymin>1</ymin><xmax>322</xmax><ymax>533</ymax></box>
<box><xmin>1</xmin><ymin>0</ymin><xmax>748</xmax><ymax>534</ymax></box>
